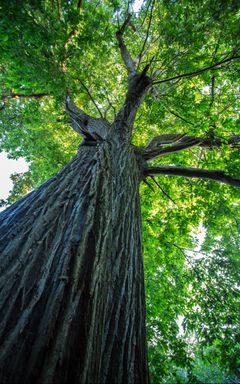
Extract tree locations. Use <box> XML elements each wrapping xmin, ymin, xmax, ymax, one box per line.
<box><xmin>0</xmin><ymin>1</ymin><xmax>240</xmax><ymax>383</ymax></box>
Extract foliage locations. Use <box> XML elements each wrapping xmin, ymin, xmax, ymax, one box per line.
<box><xmin>0</xmin><ymin>0</ymin><xmax>240</xmax><ymax>381</ymax></box>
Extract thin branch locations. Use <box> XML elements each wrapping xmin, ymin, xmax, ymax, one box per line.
<box><xmin>104</xmin><ymin>93</ymin><xmax>116</xmax><ymax>119</ymax></box>
<box><xmin>116</xmin><ymin>15</ymin><xmax>136</xmax><ymax>80</ymax></box>
<box><xmin>56</xmin><ymin>0</ymin><xmax>64</xmax><ymax>21</ymax></box>
<box><xmin>218</xmin><ymin>96</ymin><xmax>240</xmax><ymax>116</ymax></box>
<box><xmin>77</xmin><ymin>0</ymin><xmax>83</xmax><ymax>9</ymax></box>
<box><xmin>167</xmin><ymin>109</ymin><xmax>194</xmax><ymax>125</ymax></box>
<box><xmin>210</xmin><ymin>75</ymin><xmax>215</xmax><ymax>107</ymax></box>
<box><xmin>145</xmin><ymin>166</ymin><xmax>240</xmax><ymax>188</ymax></box>
<box><xmin>78</xmin><ymin>79</ymin><xmax>103</xmax><ymax>118</ymax></box>
<box><xmin>104</xmin><ymin>104</ymin><xmax>111</xmax><ymax>120</ymax></box>
<box><xmin>151</xmin><ymin>79</ymin><xmax>181</xmax><ymax>97</ymax></box>
<box><xmin>137</xmin><ymin>0</ymin><xmax>156</xmax><ymax>71</ymax></box>
<box><xmin>138</xmin><ymin>35</ymin><xmax>161</xmax><ymax>62</ymax></box>
<box><xmin>151</xmin><ymin>49</ymin><xmax>190</xmax><ymax>79</ymax></box>
<box><xmin>140</xmin><ymin>0</ymin><xmax>152</xmax><ymax>28</ymax></box>
<box><xmin>143</xmin><ymin>178</ymin><xmax>155</xmax><ymax>192</ymax></box>
<box><xmin>153</xmin><ymin>55</ymin><xmax>240</xmax><ymax>85</ymax></box>
<box><xmin>150</xmin><ymin>176</ymin><xmax>177</xmax><ymax>205</ymax></box>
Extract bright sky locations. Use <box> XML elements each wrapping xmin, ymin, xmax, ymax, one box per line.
<box><xmin>133</xmin><ymin>0</ymin><xmax>144</xmax><ymax>13</ymax></box>
<box><xmin>0</xmin><ymin>151</ymin><xmax>29</xmax><ymax>200</ymax></box>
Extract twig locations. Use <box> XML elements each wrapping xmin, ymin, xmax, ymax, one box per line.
<box><xmin>150</xmin><ymin>176</ymin><xmax>177</xmax><ymax>205</ymax></box>
<box><xmin>138</xmin><ymin>35</ymin><xmax>161</xmax><ymax>63</ymax></box>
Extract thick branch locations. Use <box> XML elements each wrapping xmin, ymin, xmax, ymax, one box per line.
<box><xmin>143</xmin><ymin>134</ymin><xmax>201</xmax><ymax>159</ymax></box>
<box><xmin>145</xmin><ymin>166</ymin><xmax>240</xmax><ymax>188</ymax></box>
<box><xmin>142</xmin><ymin>134</ymin><xmax>240</xmax><ymax>160</ymax></box>
<box><xmin>153</xmin><ymin>55</ymin><xmax>240</xmax><ymax>85</ymax></box>
<box><xmin>113</xmin><ymin>74</ymin><xmax>152</xmax><ymax>137</ymax></box>
<box><xmin>116</xmin><ymin>15</ymin><xmax>137</xmax><ymax>80</ymax></box>
<box><xmin>65</xmin><ymin>96</ymin><xmax>111</xmax><ymax>141</ymax></box>
<box><xmin>1</xmin><ymin>93</ymin><xmax>49</xmax><ymax>101</ymax></box>
<box><xmin>156</xmin><ymin>137</ymin><xmax>202</xmax><ymax>156</ymax></box>
<box><xmin>65</xmin><ymin>96</ymin><xmax>93</xmax><ymax>139</ymax></box>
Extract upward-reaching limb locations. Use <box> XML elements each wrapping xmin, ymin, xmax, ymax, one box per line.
<box><xmin>116</xmin><ymin>15</ymin><xmax>137</xmax><ymax>82</ymax></box>
<box><xmin>114</xmin><ymin>16</ymin><xmax>153</xmax><ymax>139</ymax></box>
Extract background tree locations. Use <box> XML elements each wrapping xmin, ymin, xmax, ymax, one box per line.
<box><xmin>0</xmin><ymin>0</ymin><xmax>240</xmax><ymax>383</ymax></box>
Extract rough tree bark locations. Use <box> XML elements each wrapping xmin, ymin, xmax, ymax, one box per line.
<box><xmin>0</xmin><ymin>139</ymin><xmax>148</xmax><ymax>383</ymax></box>
<box><xmin>0</xmin><ymin>55</ymin><xmax>154</xmax><ymax>384</ymax></box>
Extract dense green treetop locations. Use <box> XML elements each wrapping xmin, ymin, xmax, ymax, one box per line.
<box><xmin>0</xmin><ymin>0</ymin><xmax>240</xmax><ymax>381</ymax></box>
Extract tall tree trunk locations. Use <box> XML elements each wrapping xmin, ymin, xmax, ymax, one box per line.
<box><xmin>0</xmin><ymin>141</ymin><xmax>149</xmax><ymax>383</ymax></box>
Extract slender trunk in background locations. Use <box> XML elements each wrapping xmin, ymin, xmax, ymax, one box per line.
<box><xmin>0</xmin><ymin>141</ymin><xmax>149</xmax><ymax>384</ymax></box>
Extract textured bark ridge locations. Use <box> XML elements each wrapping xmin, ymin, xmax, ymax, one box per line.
<box><xmin>0</xmin><ymin>141</ymin><xmax>148</xmax><ymax>383</ymax></box>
